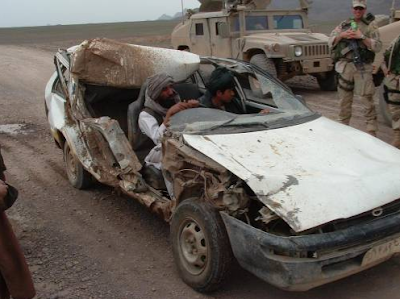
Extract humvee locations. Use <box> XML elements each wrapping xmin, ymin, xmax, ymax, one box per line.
<box><xmin>171</xmin><ymin>0</ymin><xmax>336</xmax><ymax>91</ymax></box>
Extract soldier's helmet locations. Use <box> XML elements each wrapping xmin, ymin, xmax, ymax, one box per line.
<box><xmin>352</xmin><ymin>0</ymin><xmax>366</xmax><ymax>8</ymax></box>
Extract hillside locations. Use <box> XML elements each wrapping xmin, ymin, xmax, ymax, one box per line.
<box><xmin>270</xmin><ymin>0</ymin><xmax>395</xmax><ymax>20</ymax></box>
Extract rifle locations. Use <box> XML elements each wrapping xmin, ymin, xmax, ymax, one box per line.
<box><xmin>342</xmin><ymin>14</ymin><xmax>375</xmax><ymax>70</ymax></box>
<box><xmin>348</xmin><ymin>20</ymin><xmax>364</xmax><ymax>70</ymax></box>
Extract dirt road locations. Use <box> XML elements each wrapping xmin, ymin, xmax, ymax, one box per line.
<box><xmin>0</xmin><ymin>41</ymin><xmax>399</xmax><ymax>299</ymax></box>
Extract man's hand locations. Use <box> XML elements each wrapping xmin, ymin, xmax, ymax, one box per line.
<box><xmin>348</xmin><ymin>29</ymin><xmax>363</xmax><ymax>39</ymax></box>
<box><xmin>164</xmin><ymin>100</ymin><xmax>199</xmax><ymax>125</ymax></box>
<box><xmin>0</xmin><ymin>180</ymin><xmax>8</xmax><ymax>200</ymax></box>
<box><xmin>259</xmin><ymin>108</ymin><xmax>270</xmax><ymax>114</ymax></box>
<box><xmin>339</xmin><ymin>29</ymin><xmax>354</xmax><ymax>39</ymax></box>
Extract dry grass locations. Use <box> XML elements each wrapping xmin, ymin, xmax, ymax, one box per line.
<box><xmin>0</xmin><ymin>19</ymin><xmax>339</xmax><ymax>53</ymax></box>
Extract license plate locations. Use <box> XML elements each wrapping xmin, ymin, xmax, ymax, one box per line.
<box><xmin>362</xmin><ymin>236</ymin><xmax>400</xmax><ymax>266</ymax></box>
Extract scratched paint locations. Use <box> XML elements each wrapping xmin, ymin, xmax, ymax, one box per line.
<box><xmin>184</xmin><ymin>116</ymin><xmax>400</xmax><ymax>232</ymax></box>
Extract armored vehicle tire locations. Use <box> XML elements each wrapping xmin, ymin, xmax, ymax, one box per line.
<box><xmin>317</xmin><ymin>71</ymin><xmax>337</xmax><ymax>91</ymax></box>
<box><xmin>170</xmin><ymin>198</ymin><xmax>233</xmax><ymax>293</ymax></box>
<box><xmin>378</xmin><ymin>85</ymin><xmax>392</xmax><ymax>126</ymax></box>
<box><xmin>250</xmin><ymin>54</ymin><xmax>277</xmax><ymax>77</ymax></box>
<box><xmin>63</xmin><ymin>142</ymin><xmax>93</xmax><ymax>189</ymax></box>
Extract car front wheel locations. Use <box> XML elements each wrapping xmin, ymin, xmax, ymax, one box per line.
<box><xmin>170</xmin><ymin>198</ymin><xmax>233</xmax><ymax>292</ymax></box>
<box><xmin>316</xmin><ymin>70</ymin><xmax>337</xmax><ymax>91</ymax></box>
<box><xmin>250</xmin><ymin>54</ymin><xmax>277</xmax><ymax>77</ymax></box>
<box><xmin>63</xmin><ymin>142</ymin><xmax>92</xmax><ymax>189</ymax></box>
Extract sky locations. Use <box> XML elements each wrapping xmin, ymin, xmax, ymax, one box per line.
<box><xmin>0</xmin><ymin>0</ymin><xmax>200</xmax><ymax>28</ymax></box>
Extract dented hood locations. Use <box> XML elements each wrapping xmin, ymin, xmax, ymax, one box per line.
<box><xmin>183</xmin><ymin>117</ymin><xmax>400</xmax><ymax>232</ymax></box>
<box><xmin>70</xmin><ymin>38</ymin><xmax>200</xmax><ymax>88</ymax></box>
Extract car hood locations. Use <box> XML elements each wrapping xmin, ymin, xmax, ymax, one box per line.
<box><xmin>183</xmin><ymin>117</ymin><xmax>400</xmax><ymax>232</ymax></box>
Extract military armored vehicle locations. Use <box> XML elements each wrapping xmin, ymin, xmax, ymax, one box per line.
<box><xmin>373</xmin><ymin>2</ymin><xmax>400</xmax><ymax>126</ymax></box>
<box><xmin>171</xmin><ymin>0</ymin><xmax>336</xmax><ymax>91</ymax></box>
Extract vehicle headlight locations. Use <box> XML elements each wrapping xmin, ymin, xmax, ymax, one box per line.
<box><xmin>294</xmin><ymin>46</ymin><xmax>303</xmax><ymax>57</ymax></box>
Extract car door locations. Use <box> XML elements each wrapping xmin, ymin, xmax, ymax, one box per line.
<box><xmin>209</xmin><ymin>18</ymin><xmax>232</xmax><ymax>58</ymax></box>
<box><xmin>53</xmin><ymin>50</ymin><xmax>144</xmax><ymax>191</ymax></box>
<box><xmin>189</xmin><ymin>19</ymin><xmax>212</xmax><ymax>55</ymax></box>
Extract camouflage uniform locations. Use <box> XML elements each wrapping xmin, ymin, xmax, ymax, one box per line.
<box><xmin>383</xmin><ymin>35</ymin><xmax>400</xmax><ymax>148</ymax></box>
<box><xmin>329</xmin><ymin>3</ymin><xmax>382</xmax><ymax>134</ymax></box>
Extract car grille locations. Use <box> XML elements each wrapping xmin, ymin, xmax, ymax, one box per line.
<box><xmin>303</xmin><ymin>44</ymin><xmax>330</xmax><ymax>58</ymax></box>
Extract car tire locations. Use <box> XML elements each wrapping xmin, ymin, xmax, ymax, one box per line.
<box><xmin>170</xmin><ymin>198</ymin><xmax>233</xmax><ymax>293</ymax></box>
<box><xmin>250</xmin><ymin>54</ymin><xmax>277</xmax><ymax>77</ymax></box>
<box><xmin>63</xmin><ymin>142</ymin><xmax>92</xmax><ymax>189</ymax></box>
<box><xmin>378</xmin><ymin>85</ymin><xmax>392</xmax><ymax>126</ymax></box>
<box><xmin>317</xmin><ymin>70</ymin><xmax>337</xmax><ymax>91</ymax></box>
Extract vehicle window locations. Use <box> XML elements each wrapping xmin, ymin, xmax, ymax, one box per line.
<box><xmin>246</xmin><ymin>16</ymin><xmax>268</xmax><ymax>30</ymax></box>
<box><xmin>195</xmin><ymin>23</ymin><xmax>204</xmax><ymax>35</ymax></box>
<box><xmin>273</xmin><ymin>15</ymin><xmax>303</xmax><ymax>29</ymax></box>
<box><xmin>170</xmin><ymin>62</ymin><xmax>314</xmax><ymax>134</ymax></box>
<box><xmin>198</xmin><ymin>63</ymin><xmax>216</xmax><ymax>86</ymax></box>
<box><xmin>52</xmin><ymin>66</ymin><xmax>69</xmax><ymax>97</ymax></box>
<box><xmin>231</xmin><ymin>16</ymin><xmax>240</xmax><ymax>32</ymax></box>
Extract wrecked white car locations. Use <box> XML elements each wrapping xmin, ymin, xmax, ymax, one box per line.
<box><xmin>45</xmin><ymin>38</ymin><xmax>400</xmax><ymax>292</ymax></box>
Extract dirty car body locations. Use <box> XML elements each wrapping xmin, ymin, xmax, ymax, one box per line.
<box><xmin>45</xmin><ymin>38</ymin><xmax>400</xmax><ymax>291</ymax></box>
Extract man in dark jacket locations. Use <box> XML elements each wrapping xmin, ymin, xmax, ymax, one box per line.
<box><xmin>382</xmin><ymin>34</ymin><xmax>400</xmax><ymax>148</ymax></box>
<box><xmin>0</xmin><ymin>146</ymin><xmax>35</xmax><ymax>299</ymax></box>
<box><xmin>198</xmin><ymin>67</ymin><xmax>246</xmax><ymax>114</ymax></box>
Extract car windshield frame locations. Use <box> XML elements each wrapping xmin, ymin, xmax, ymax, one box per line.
<box><xmin>169</xmin><ymin>59</ymin><xmax>318</xmax><ymax>135</ymax></box>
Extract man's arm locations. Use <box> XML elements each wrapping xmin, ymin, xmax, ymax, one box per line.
<box><xmin>329</xmin><ymin>24</ymin><xmax>350</xmax><ymax>48</ymax></box>
<box><xmin>351</xmin><ymin>22</ymin><xmax>382</xmax><ymax>53</ymax></box>
<box><xmin>138</xmin><ymin>111</ymin><xmax>166</xmax><ymax>146</ymax></box>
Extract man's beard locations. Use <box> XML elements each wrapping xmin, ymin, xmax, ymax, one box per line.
<box><xmin>158</xmin><ymin>97</ymin><xmax>176</xmax><ymax>109</ymax></box>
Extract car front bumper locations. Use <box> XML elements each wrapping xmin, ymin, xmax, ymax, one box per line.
<box><xmin>221</xmin><ymin>212</ymin><xmax>400</xmax><ymax>291</ymax></box>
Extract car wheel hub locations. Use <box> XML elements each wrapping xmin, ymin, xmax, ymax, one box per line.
<box><xmin>66</xmin><ymin>147</ymin><xmax>77</xmax><ymax>180</ymax></box>
<box><xmin>179</xmin><ymin>219</ymin><xmax>208</xmax><ymax>275</ymax></box>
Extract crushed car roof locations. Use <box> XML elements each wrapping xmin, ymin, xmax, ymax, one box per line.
<box><xmin>70</xmin><ymin>38</ymin><xmax>200</xmax><ymax>88</ymax></box>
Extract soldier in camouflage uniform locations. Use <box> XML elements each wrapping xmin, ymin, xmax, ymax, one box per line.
<box><xmin>329</xmin><ymin>0</ymin><xmax>382</xmax><ymax>136</ymax></box>
<box><xmin>382</xmin><ymin>34</ymin><xmax>400</xmax><ymax>148</ymax></box>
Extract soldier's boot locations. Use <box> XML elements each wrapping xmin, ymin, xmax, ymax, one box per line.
<box><xmin>392</xmin><ymin>130</ymin><xmax>400</xmax><ymax>149</ymax></box>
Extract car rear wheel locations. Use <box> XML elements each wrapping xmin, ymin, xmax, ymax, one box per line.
<box><xmin>170</xmin><ymin>198</ymin><xmax>233</xmax><ymax>293</ymax></box>
<box><xmin>316</xmin><ymin>70</ymin><xmax>338</xmax><ymax>91</ymax></box>
<box><xmin>63</xmin><ymin>142</ymin><xmax>92</xmax><ymax>189</ymax></box>
<box><xmin>250</xmin><ymin>54</ymin><xmax>277</xmax><ymax>77</ymax></box>
<box><xmin>378</xmin><ymin>85</ymin><xmax>392</xmax><ymax>126</ymax></box>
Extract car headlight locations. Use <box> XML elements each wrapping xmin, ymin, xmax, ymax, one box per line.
<box><xmin>294</xmin><ymin>46</ymin><xmax>303</xmax><ymax>57</ymax></box>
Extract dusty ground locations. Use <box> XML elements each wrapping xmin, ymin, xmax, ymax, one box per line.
<box><xmin>0</xmin><ymin>30</ymin><xmax>399</xmax><ymax>299</ymax></box>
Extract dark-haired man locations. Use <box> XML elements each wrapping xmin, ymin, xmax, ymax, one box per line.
<box><xmin>198</xmin><ymin>67</ymin><xmax>246</xmax><ymax>113</ymax></box>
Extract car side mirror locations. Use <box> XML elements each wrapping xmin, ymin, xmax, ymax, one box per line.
<box><xmin>218</xmin><ymin>23</ymin><xmax>230</xmax><ymax>38</ymax></box>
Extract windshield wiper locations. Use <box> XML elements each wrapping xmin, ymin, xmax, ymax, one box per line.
<box><xmin>207</xmin><ymin>116</ymin><xmax>238</xmax><ymax>131</ymax></box>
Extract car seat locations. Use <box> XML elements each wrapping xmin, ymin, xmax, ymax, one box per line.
<box><xmin>172</xmin><ymin>82</ymin><xmax>203</xmax><ymax>101</ymax></box>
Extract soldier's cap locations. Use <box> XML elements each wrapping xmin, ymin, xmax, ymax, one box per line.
<box><xmin>352</xmin><ymin>0</ymin><xmax>366</xmax><ymax>8</ymax></box>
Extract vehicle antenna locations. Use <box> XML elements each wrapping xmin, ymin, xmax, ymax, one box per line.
<box><xmin>390</xmin><ymin>0</ymin><xmax>396</xmax><ymax>22</ymax></box>
<box><xmin>181</xmin><ymin>0</ymin><xmax>184</xmax><ymax>23</ymax></box>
